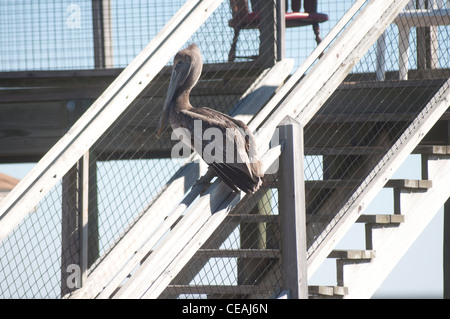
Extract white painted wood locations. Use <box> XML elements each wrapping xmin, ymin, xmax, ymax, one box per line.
<box><xmin>342</xmin><ymin>155</ymin><xmax>450</xmax><ymax>298</ymax></box>
<box><xmin>69</xmin><ymin>60</ymin><xmax>292</xmax><ymax>299</ymax></box>
<box><xmin>395</xmin><ymin>8</ymin><xmax>450</xmax><ymax>79</ymax></box>
<box><xmin>0</xmin><ymin>0</ymin><xmax>224</xmax><ymax>245</ymax></box>
<box><xmin>307</xmin><ymin>78</ymin><xmax>450</xmax><ymax>280</ymax></box>
<box><xmin>277</xmin><ymin>117</ymin><xmax>307</xmax><ymax>299</ymax></box>
<box><xmin>376</xmin><ymin>32</ymin><xmax>387</xmax><ymax>81</ymax></box>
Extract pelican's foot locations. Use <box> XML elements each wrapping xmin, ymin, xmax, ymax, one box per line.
<box><xmin>192</xmin><ymin>168</ymin><xmax>215</xmax><ymax>192</ymax></box>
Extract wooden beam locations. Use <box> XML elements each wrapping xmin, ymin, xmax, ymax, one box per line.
<box><xmin>445</xmin><ymin>198</ymin><xmax>450</xmax><ymax>299</ymax></box>
<box><xmin>0</xmin><ymin>0</ymin><xmax>225</xmax><ymax>244</ymax></box>
<box><xmin>259</xmin><ymin>0</ymin><xmax>278</xmax><ymax>67</ymax></box>
<box><xmin>92</xmin><ymin>0</ymin><xmax>114</xmax><ymax>68</ymax></box>
<box><xmin>277</xmin><ymin>116</ymin><xmax>307</xmax><ymax>299</ymax></box>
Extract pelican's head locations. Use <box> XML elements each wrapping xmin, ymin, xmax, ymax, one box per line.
<box><xmin>157</xmin><ymin>44</ymin><xmax>203</xmax><ymax>137</ymax></box>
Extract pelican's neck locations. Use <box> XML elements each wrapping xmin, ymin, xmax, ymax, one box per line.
<box><xmin>174</xmin><ymin>90</ymin><xmax>193</xmax><ymax>111</ymax></box>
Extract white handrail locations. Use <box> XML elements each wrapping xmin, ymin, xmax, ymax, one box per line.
<box><xmin>0</xmin><ymin>0</ymin><xmax>225</xmax><ymax>244</ymax></box>
<box><xmin>376</xmin><ymin>0</ymin><xmax>450</xmax><ymax>80</ymax></box>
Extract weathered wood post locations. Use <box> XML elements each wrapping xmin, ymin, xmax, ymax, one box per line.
<box><xmin>92</xmin><ymin>0</ymin><xmax>114</xmax><ymax>68</ymax></box>
<box><xmin>277</xmin><ymin>116</ymin><xmax>308</xmax><ymax>299</ymax></box>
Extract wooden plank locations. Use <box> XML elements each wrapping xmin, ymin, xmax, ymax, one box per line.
<box><xmin>165</xmin><ymin>285</ymin><xmax>276</xmax><ymax>295</ymax></box>
<box><xmin>356</xmin><ymin>214</ymin><xmax>405</xmax><ymax>224</ymax></box>
<box><xmin>195</xmin><ymin>249</ymin><xmax>280</xmax><ymax>259</ymax></box>
<box><xmin>68</xmin><ymin>59</ymin><xmax>292</xmax><ymax>299</ymax></box>
<box><xmin>225</xmin><ymin>214</ymin><xmax>278</xmax><ymax>223</ymax></box>
<box><xmin>445</xmin><ymin>198</ymin><xmax>450</xmax><ymax>299</ymax></box>
<box><xmin>0</xmin><ymin>0</ymin><xmax>225</xmax><ymax>244</ymax></box>
<box><xmin>384</xmin><ymin>179</ymin><xmax>433</xmax><ymax>189</ymax></box>
<box><xmin>61</xmin><ymin>165</ymin><xmax>80</xmax><ymax>296</ymax></box>
<box><xmin>328</xmin><ymin>249</ymin><xmax>375</xmax><ymax>260</ymax></box>
<box><xmin>277</xmin><ymin>117</ymin><xmax>307</xmax><ymax>299</ymax></box>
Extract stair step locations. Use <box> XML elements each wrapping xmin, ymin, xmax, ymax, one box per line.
<box><xmin>304</xmin><ymin>146</ymin><xmax>385</xmax><ymax>156</ymax></box>
<box><xmin>195</xmin><ymin>249</ymin><xmax>280</xmax><ymax>259</ymax></box>
<box><xmin>304</xmin><ymin>145</ymin><xmax>450</xmax><ymax>156</ymax></box>
<box><xmin>384</xmin><ymin>179</ymin><xmax>432</xmax><ymax>189</ymax></box>
<box><xmin>356</xmin><ymin>214</ymin><xmax>405</xmax><ymax>224</ymax></box>
<box><xmin>165</xmin><ymin>284</ymin><xmax>276</xmax><ymax>296</ymax></box>
<box><xmin>165</xmin><ymin>284</ymin><xmax>349</xmax><ymax>298</ymax></box>
<box><xmin>413</xmin><ymin>145</ymin><xmax>450</xmax><ymax>155</ymax></box>
<box><xmin>304</xmin><ymin>179</ymin><xmax>431</xmax><ymax>190</ymax></box>
<box><xmin>225</xmin><ymin>214</ymin><xmax>278</xmax><ymax>223</ymax></box>
<box><xmin>328</xmin><ymin>249</ymin><xmax>375</xmax><ymax>260</ymax></box>
<box><xmin>308</xmin><ymin>285</ymin><xmax>348</xmax><ymax>298</ymax></box>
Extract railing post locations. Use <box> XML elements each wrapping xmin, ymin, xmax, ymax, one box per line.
<box><xmin>92</xmin><ymin>0</ymin><xmax>114</xmax><ymax>68</ymax></box>
<box><xmin>277</xmin><ymin>116</ymin><xmax>307</xmax><ymax>299</ymax></box>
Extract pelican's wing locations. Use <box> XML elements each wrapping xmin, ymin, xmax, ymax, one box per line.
<box><xmin>180</xmin><ymin>107</ymin><xmax>262</xmax><ymax>193</ymax></box>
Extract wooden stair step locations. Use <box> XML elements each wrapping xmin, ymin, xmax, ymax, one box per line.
<box><xmin>413</xmin><ymin>145</ymin><xmax>450</xmax><ymax>155</ymax></box>
<box><xmin>195</xmin><ymin>249</ymin><xmax>280</xmax><ymax>259</ymax></box>
<box><xmin>165</xmin><ymin>284</ymin><xmax>276</xmax><ymax>295</ymax></box>
<box><xmin>304</xmin><ymin>146</ymin><xmax>385</xmax><ymax>156</ymax></box>
<box><xmin>225</xmin><ymin>214</ymin><xmax>278</xmax><ymax>223</ymax></box>
<box><xmin>304</xmin><ymin>179</ymin><xmax>431</xmax><ymax>190</ymax></box>
<box><xmin>384</xmin><ymin>179</ymin><xmax>432</xmax><ymax>189</ymax></box>
<box><xmin>356</xmin><ymin>214</ymin><xmax>405</xmax><ymax>224</ymax></box>
<box><xmin>305</xmin><ymin>180</ymin><xmax>360</xmax><ymax>189</ymax></box>
<box><xmin>328</xmin><ymin>249</ymin><xmax>375</xmax><ymax>260</ymax></box>
<box><xmin>308</xmin><ymin>285</ymin><xmax>348</xmax><ymax>297</ymax></box>
<box><xmin>304</xmin><ymin>145</ymin><xmax>450</xmax><ymax>156</ymax></box>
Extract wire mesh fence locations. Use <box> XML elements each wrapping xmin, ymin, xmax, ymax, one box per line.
<box><xmin>0</xmin><ymin>0</ymin><xmax>449</xmax><ymax>299</ymax></box>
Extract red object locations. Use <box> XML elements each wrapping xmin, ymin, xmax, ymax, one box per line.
<box><xmin>229</xmin><ymin>11</ymin><xmax>328</xmax><ymax>29</ymax></box>
<box><xmin>228</xmin><ymin>0</ymin><xmax>329</xmax><ymax>61</ymax></box>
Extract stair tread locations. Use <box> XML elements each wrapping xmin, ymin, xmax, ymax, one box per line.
<box><xmin>305</xmin><ymin>179</ymin><xmax>431</xmax><ymax>189</ymax></box>
<box><xmin>308</xmin><ymin>285</ymin><xmax>349</xmax><ymax>296</ymax></box>
<box><xmin>413</xmin><ymin>145</ymin><xmax>450</xmax><ymax>155</ymax></box>
<box><xmin>328</xmin><ymin>249</ymin><xmax>375</xmax><ymax>260</ymax></box>
<box><xmin>196</xmin><ymin>248</ymin><xmax>279</xmax><ymax>258</ymax></box>
<box><xmin>304</xmin><ymin>145</ymin><xmax>450</xmax><ymax>156</ymax></box>
<box><xmin>385</xmin><ymin>179</ymin><xmax>432</xmax><ymax>189</ymax></box>
<box><xmin>165</xmin><ymin>284</ymin><xmax>348</xmax><ymax>297</ymax></box>
<box><xmin>225</xmin><ymin>214</ymin><xmax>278</xmax><ymax>223</ymax></box>
<box><xmin>357</xmin><ymin>214</ymin><xmax>405</xmax><ymax>224</ymax></box>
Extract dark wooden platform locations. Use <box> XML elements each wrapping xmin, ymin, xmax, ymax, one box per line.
<box><xmin>0</xmin><ymin>66</ymin><xmax>448</xmax><ymax>163</ymax></box>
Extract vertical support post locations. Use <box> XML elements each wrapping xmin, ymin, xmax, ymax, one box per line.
<box><xmin>376</xmin><ymin>32</ymin><xmax>386</xmax><ymax>81</ymax></box>
<box><xmin>277</xmin><ymin>116</ymin><xmax>307</xmax><ymax>299</ymax></box>
<box><xmin>444</xmin><ymin>199</ymin><xmax>450</xmax><ymax>299</ymax></box>
<box><xmin>276</xmin><ymin>0</ymin><xmax>286</xmax><ymax>62</ymax></box>
<box><xmin>61</xmin><ymin>151</ymin><xmax>98</xmax><ymax>296</ymax></box>
<box><xmin>259</xmin><ymin>0</ymin><xmax>278</xmax><ymax>67</ymax></box>
<box><xmin>61</xmin><ymin>165</ymin><xmax>80</xmax><ymax>297</ymax></box>
<box><xmin>92</xmin><ymin>0</ymin><xmax>114</xmax><ymax>68</ymax></box>
<box><xmin>79</xmin><ymin>152</ymin><xmax>90</xmax><ymax>285</ymax></box>
<box><xmin>444</xmin><ymin>119</ymin><xmax>450</xmax><ymax>299</ymax></box>
<box><xmin>417</xmin><ymin>0</ymin><xmax>439</xmax><ymax>70</ymax></box>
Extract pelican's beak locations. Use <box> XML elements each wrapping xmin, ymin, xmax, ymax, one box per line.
<box><xmin>157</xmin><ymin>60</ymin><xmax>192</xmax><ymax>137</ymax></box>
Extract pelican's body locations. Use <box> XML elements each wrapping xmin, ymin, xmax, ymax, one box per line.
<box><xmin>158</xmin><ymin>44</ymin><xmax>262</xmax><ymax>193</ymax></box>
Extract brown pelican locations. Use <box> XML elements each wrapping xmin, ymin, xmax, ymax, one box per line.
<box><xmin>157</xmin><ymin>44</ymin><xmax>262</xmax><ymax>194</ymax></box>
